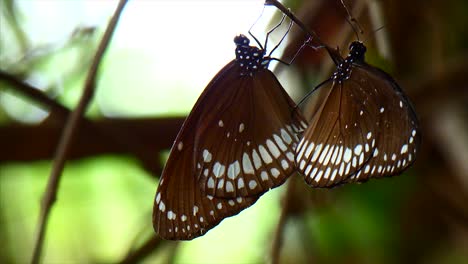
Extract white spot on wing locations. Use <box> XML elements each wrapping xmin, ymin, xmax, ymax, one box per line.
<box><xmin>280</xmin><ymin>129</ymin><xmax>292</xmax><ymax>144</ymax></box>
<box><xmin>261</xmin><ymin>171</ymin><xmax>268</xmax><ymax>181</ymax></box>
<box><xmin>266</xmin><ymin>139</ymin><xmax>281</xmax><ymax>158</ymax></box>
<box><xmin>274</xmin><ymin>134</ymin><xmax>287</xmax><ymax>151</ymax></box>
<box><xmin>249</xmin><ymin>180</ymin><xmax>257</xmax><ymax>190</ymax></box>
<box><xmin>305</xmin><ymin>142</ymin><xmax>315</xmax><ymax>159</ymax></box>
<box><xmin>252</xmin><ymin>149</ymin><xmax>262</xmax><ymax>169</ymax></box>
<box><xmin>217</xmin><ymin>179</ymin><xmax>224</xmax><ymax>190</ymax></box>
<box><xmin>239</xmin><ymin>123</ymin><xmax>245</xmax><ymax>133</ymax></box>
<box><xmin>401</xmin><ymin>144</ymin><xmax>408</xmax><ymax>154</ymax></box>
<box><xmin>242</xmin><ymin>153</ymin><xmax>254</xmax><ymax>174</ymax></box>
<box><xmin>343</xmin><ymin>148</ymin><xmax>352</xmax><ymax>163</ymax></box>
<box><xmin>207</xmin><ymin>177</ymin><xmax>215</xmax><ymax>189</ymax></box>
<box><xmin>226</xmin><ymin>181</ymin><xmax>234</xmax><ymax>192</ymax></box>
<box><xmin>354</xmin><ymin>144</ymin><xmax>363</xmax><ymax>155</ymax></box>
<box><xmin>177</xmin><ymin>142</ymin><xmax>183</xmax><ymax>151</ymax></box>
<box><xmin>213</xmin><ymin>162</ymin><xmax>225</xmax><ymax>178</ymax></box>
<box><xmin>203</xmin><ymin>149</ymin><xmax>212</xmax><ymax>162</ymax></box>
<box><xmin>318</xmin><ymin>145</ymin><xmax>330</xmax><ymax>164</ymax></box>
<box><xmin>227</xmin><ymin>161</ymin><xmax>241</xmax><ymax>180</ymax></box>
<box><xmin>271</xmin><ymin>168</ymin><xmax>280</xmax><ymax>178</ymax></box>
<box><xmin>259</xmin><ymin>145</ymin><xmax>273</xmax><ymax>164</ymax></box>
<box><xmin>238</xmin><ymin>178</ymin><xmax>245</xmax><ymax>189</ymax></box>
<box><xmin>311</xmin><ymin>144</ymin><xmax>323</xmax><ymax>162</ymax></box>
<box><xmin>167</xmin><ymin>211</ymin><xmax>176</xmax><ymax>220</ymax></box>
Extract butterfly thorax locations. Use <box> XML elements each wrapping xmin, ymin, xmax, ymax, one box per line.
<box><xmin>332</xmin><ymin>41</ymin><xmax>367</xmax><ymax>84</ymax></box>
<box><xmin>234</xmin><ymin>34</ymin><xmax>268</xmax><ymax>76</ymax></box>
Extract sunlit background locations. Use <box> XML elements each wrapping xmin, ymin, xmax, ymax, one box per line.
<box><xmin>0</xmin><ymin>0</ymin><xmax>289</xmax><ymax>263</ymax></box>
<box><xmin>1</xmin><ymin>0</ymin><xmax>467</xmax><ymax>263</ymax></box>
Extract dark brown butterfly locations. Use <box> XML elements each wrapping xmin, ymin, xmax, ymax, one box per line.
<box><xmin>295</xmin><ymin>41</ymin><xmax>421</xmax><ymax>187</ymax></box>
<box><xmin>153</xmin><ymin>34</ymin><xmax>307</xmax><ymax>240</ymax></box>
<box><xmin>266</xmin><ymin>0</ymin><xmax>421</xmax><ymax>188</ymax></box>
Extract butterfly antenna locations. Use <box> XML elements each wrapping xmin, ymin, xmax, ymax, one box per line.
<box><xmin>340</xmin><ymin>0</ymin><xmax>364</xmax><ymax>40</ymax></box>
<box><xmin>363</xmin><ymin>24</ymin><xmax>386</xmax><ymax>43</ymax></box>
<box><xmin>268</xmin><ymin>15</ymin><xmax>292</xmax><ymax>57</ymax></box>
<box><xmin>295</xmin><ymin>77</ymin><xmax>332</xmax><ymax>109</ymax></box>
<box><xmin>249</xmin><ymin>5</ymin><xmax>266</xmax><ymax>49</ymax></box>
<box><xmin>287</xmin><ymin>36</ymin><xmax>313</xmax><ymax>65</ymax></box>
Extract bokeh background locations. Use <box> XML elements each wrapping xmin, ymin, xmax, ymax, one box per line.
<box><xmin>0</xmin><ymin>0</ymin><xmax>467</xmax><ymax>263</ymax></box>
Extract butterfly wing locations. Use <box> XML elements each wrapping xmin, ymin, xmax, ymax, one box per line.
<box><xmin>153</xmin><ymin>61</ymin><xmax>259</xmax><ymax>240</ymax></box>
<box><xmin>345</xmin><ymin>64</ymin><xmax>420</xmax><ymax>182</ymax></box>
<box><xmin>195</xmin><ymin>67</ymin><xmax>307</xmax><ymax>198</ymax></box>
<box><xmin>295</xmin><ymin>64</ymin><xmax>420</xmax><ymax>187</ymax></box>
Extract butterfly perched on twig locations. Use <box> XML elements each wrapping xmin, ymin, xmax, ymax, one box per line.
<box><xmin>153</xmin><ymin>17</ymin><xmax>307</xmax><ymax>240</ymax></box>
<box><xmin>267</xmin><ymin>0</ymin><xmax>421</xmax><ymax>188</ymax></box>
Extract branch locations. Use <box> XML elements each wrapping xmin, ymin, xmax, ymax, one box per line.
<box><xmin>30</xmin><ymin>1</ymin><xmax>129</xmax><ymax>263</ymax></box>
<box><xmin>0</xmin><ymin>117</ymin><xmax>184</xmax><ymax>174</ymax></box>
<box><xmin>0</xmin><ymin>70</ymin><xmax>181</xmax><ymax>175</ymax></box>
<box><xmin>0</xmin><ymin>70</ymin><xmax>70</xmax><ymax>116</ymax></box>
<box><xmin>119</xmin><ymin>236</ymin><xmax>164</xmax><ymax>264</ymax></box>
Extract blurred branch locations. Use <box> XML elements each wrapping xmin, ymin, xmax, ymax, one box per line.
<box><xmin>30</xmin><ymin>1</ymin><xmax>129</xmax><ymax>263</ymax></box>
<box><xmin>119</xmin><ymin>236</ymin><xmax>164</xmax><ymax>264</ymax></box>
<box><xmin>0</xmin><ymin>70</ymin><xmax>181</xmax><ymax>175</ymax></box>
<box><xmin>0</xmin><ymin>70</ymin><xmax>69</xmax><ymax>116</ymax></box>
<box><xmin>0</xmin><ymin>117</ymin><xmax>183</xmax><ymax>167</ymax></box>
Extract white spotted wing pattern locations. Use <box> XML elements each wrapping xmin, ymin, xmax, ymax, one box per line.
<box><xmin>153</xmin><ymin>35</ymin><xmax>307</xmax><ymax>240</ymax></box>
<box><xmin>295</xmin><ymin>41</ymin><xmax>420</xmax><ymax>187</ymax></box>
<box><xmin>196</xmin><ymin>70</ymin><xmax>307</xmax><ymax>198</ymax></box>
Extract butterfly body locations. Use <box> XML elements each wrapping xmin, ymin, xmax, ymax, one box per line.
<box><xmin>153</xmin><ymin>35</ymin><xmax>306</xmax><ymax>240</ymax></box>
<box><xmin>295</xmin><ymin>41</ymin><xmax>420</xmax><ymax>187</ymax></box>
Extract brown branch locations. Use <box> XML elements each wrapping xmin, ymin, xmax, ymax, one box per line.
<box><xmin>0</xmin><ymin>70</ymin><xmax>70</xmax><ymax>116</ymax></box>
<box><xmin>30</xmin><ymin>1</ymin><xmax>129</xmax><ymax>263</ymax></box>
<box><xmin>0</xmin><ymin>117</ymin><xmax>184</xmax><ymax>174</ymax></box>
<box><xmin>119</xmin><ymin>236</ymin><xmax>164</xmax><ymax>264</ymax></box>
<box><xmin>0</xmin><ymin>69</ymin><xmax>180</xmax><ymax>175</ymax></box>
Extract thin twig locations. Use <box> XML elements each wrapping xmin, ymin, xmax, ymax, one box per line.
<box><xmin>119</xmin><ymin>236</ymin><xmax>164</xmax><ymax>264</ymax></box>
<box><xmin>30</xmin><ymin>1</ymin><xmax>129</xmax><ymax>263</ymax></box>
<box><xmin>0</xmin><ymin>70</ymin><xmax>70</xmax><ymax>116</ymax></box>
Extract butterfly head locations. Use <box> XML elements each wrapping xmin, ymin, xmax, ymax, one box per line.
<box><xmin>234</xmin><ymin>34</ymin><xmax>250</xmax><ymax>46</ymax></box>
<box><xmin>348</xmin><ymin>41</ymin><xmax>366</xmax><ymax>63</ymax></box>
<box><xmin>234</xmin><ymin>34</ymin><xmax>267</xmax><ymax>76</ymax></box>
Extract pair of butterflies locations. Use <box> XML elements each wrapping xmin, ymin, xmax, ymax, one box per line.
<box><xmin>152</xmin><ymin>26</ymin><xmax>420</xmax><ymax>240</ymax></box>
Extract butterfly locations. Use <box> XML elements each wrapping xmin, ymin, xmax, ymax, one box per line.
<box><xmin>295</xmin><ymin>40</ymin><xmax>421</xmax><ymax>187</ymax></box>
<box><xmin>153</xmin><ymin>34</ymin><xmax>307</xmax><ymax>240</ymax></box>
<box><xmin>265</xmin><ymin>0</ymin><xmax>420</xmax><ymax>188</ymax></box>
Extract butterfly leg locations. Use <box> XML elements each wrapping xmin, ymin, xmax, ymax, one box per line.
<box><xmin>248</xmin><ymin>6</ymin><xmax>266</xmax><ymax>49</ymax></box>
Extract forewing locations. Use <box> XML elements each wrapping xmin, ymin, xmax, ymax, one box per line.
<box><xmin>153</xmin><ymin>61</ymin><xmax>259</xmax><ymax>240</ymax></box>
<box><xmin>196</xmin><ymin>69</ymin><xmax>308</xmax><ymax>198</ymax></box>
